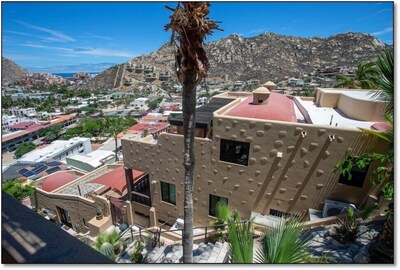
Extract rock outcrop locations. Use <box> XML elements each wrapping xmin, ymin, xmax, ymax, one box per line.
<box><xmin>1</xmin><ymin>57</ymin><xmax>29</xmax><ymax>85</ymax></box>
<box><xmin>85</xmin><ymin>32</ymin><xmax>389</xmax><ymax>90</ymax></box>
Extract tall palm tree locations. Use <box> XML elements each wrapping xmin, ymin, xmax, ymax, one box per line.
<box><xmin>165</xmin><ymin>2</ymin><xmax>221</xmax><ymax>263</ymax></box>
<box><xmin>335</xmin><ymin>61</ymin><xmax>380</xmax><ymax>89</ymax></box>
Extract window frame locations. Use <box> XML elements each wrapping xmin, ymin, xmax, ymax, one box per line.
<box><xmin>338</xmin><ymin>159</ymin><xmax>369</xmax><ymax>188</ymax></box>
<box><xmin>57</xmin><ymin>206</ymin><xmax>72</xmax><ymax>227</ymax></box>
<box><xmin>160</xmin><ymin>181</ymin><xmax>176</xmax><ymax>205</ymax></box>
<box><xmin>219</xmin><ymin>139</ymin><xmax>250</xmax><ymax>166</ymax></box>
<box><xmin>209</xmin><ymin>194</ymin><xmax>228</xmax><ymax>217</ymax></box>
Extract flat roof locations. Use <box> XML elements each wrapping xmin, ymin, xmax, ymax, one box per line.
<box><xmin>67</xmin><ymin>150</ymin><xmax>115</xmax><ymax>168</ymax></box>
<box><xmin>57</xmin><ymin>167</ymin><xmax>113</xmax><ymax>196</ymax></box>
<box><xmin>295</xmin><ymin>97</ymin><xmax>376</xmax><ymax>129</ymax></box>
<box><xmin>225</xmin><ymin>92</ymin><xmax>297</xmax><ymax>122</ymax></box>
<box><xmin>169</xmin><ymin>99</ymin><xmax>234</xmax><ymax>128</ymax></box>
<box><xmin>18</xmin><ymin>137</ymin><xmax>89</xmax><ymax>163</ymax></box>
<box><xmin>318</xmin><ymin>88</ymin><xmax>383</xmax><ymax>101</ymax></box>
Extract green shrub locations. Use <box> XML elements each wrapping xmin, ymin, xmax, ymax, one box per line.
<box><xmin>2</xmin><ymin>179</ymin><xmax>35</xmax><ymax>201</ymax></box>
<box><xmin>129</xmin><ymin>241</ymin><xmax>144</xmax><ymax>263</ymax></box>
<box><xmin>99</xmin><ymin>242</ymin><xmax>115</xmax><ymax>260</ymax></box>
<box><xmin>14</xmin><ymin>142</ymin><xmax>36</xmax><ymax>158</ymax></box>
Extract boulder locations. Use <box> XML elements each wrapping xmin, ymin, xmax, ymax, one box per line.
<box><xmin>354</xmin><ymin>247</ymin><xmax>370</xmax><ymax>263</ymax></box>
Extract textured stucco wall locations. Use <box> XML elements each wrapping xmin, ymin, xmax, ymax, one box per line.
<box><xmin>337</xmin><ymin>94</ymin><xmax>386</xmax><ymax>122</ymax></box>
<box><xmin>122</xmin><ymin>104</ymin><xmax>385</xmax><ymax>227</ymax></box>
<box><xmin>35</xmin><ymin>189</ymin><xmax>98</xmax><ymax>233</ymax></box>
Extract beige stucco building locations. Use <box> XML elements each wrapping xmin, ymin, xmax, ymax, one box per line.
<box><xmin>33</xmin><ymin>87</ymin><xmax>389</xmax><ymax>237</ymax></box>
<box><xmin>121</xmin><ymin>87</ymin><xmax>388</xmax><ymax>228</ymax></box>
<box><xmin>33</xmin><ymin>163</ymin><xmax>147</xmax><ymax>236</ymax></box>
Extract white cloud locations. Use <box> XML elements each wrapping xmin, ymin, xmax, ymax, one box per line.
<box><xmin>248</xmin><ymin>28</ymin><xmax>269</xmax><ymax>34</ymax></box>
<box><xmin>14</xmin><ymin>20</ymin><xmax>75</xmax><ymax>42</ymax></box>
<box><xmin>371</xmin><ymin>27</ymin><xmax>393</xmax><ymax>36</ymax></box>
<box><xmin>82</xmin><ymin>33</ymin><xmax>113</xmax><ymax>40</ymax></box>
<box><xmin>19</xmin><ymin>43</ymin><xmax>135</xmax><ymax>58</ymax></box>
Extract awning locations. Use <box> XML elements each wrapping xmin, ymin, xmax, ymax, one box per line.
<box><xmin>90</xmin><ymin>166</ymin><xmax>145</xmax><ymax>194</ymax></box>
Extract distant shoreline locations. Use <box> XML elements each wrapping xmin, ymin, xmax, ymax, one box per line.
<box><xmin>53</xmin><ymin>72</ymin><xmax>98</xmax><ymax>78</ymax></box>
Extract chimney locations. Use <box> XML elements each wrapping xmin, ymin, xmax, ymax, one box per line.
<box><xmin>263</xmin><ymin>81</ymin><xmax>277</xmax><ymax>91</ymax></box>
<box><xmin>252</xmin><ymin>86</ymin><xmax>270</xmax><ymax>105</ymax></box>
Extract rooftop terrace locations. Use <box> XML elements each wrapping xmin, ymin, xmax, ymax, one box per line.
<box><xmin>212</xmin><ymin>88</ymin><xmax>388</xmax><ymax>130</ymax></box>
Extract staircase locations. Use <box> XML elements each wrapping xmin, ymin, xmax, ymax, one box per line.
<box><xmin>143</xmin><ymin>242</ymin><xmax>229</xmax><ymax>263</ymax></box>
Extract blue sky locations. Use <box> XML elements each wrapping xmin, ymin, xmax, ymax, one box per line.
<box><xmin>2</xmin><ymin>1</ymin><xmax>393</xmax><ymax>73</ymax></box>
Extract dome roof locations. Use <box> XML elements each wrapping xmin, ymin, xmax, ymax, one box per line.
<box><xmin>42</xmin><ymin>172</ymin><xmax>77</xmax><ymax>192</ymax></box>
<box><xmin>253</xmin><ymin>86</ymin><xmax>270</xmax><ymax>94</ymax></box>
<box><xmin>263</xmin><ymin>81</ymin><xmax>276</xmax><ymax>86</ymax></box>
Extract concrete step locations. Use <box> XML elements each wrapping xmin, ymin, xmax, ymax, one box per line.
<box><xmin>145</xmin><ymin>246</ymin><xmax>166</xmax><ymax>263</ymax></box>
<box><xmin>207</xmin><ymin>242</ymin><xmax>224</xmax><ymax>263</ymax></box>
<box><xmin>143</xmin><ymin>241</ymin><xmax>228</xmax><ymax>264</ymax></box>
<box><xmin>215</xmin><ymin>242</ymin><xmax>229</xmax><ymax>263</ymax></box>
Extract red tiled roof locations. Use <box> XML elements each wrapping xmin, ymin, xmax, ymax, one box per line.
<box><xmin>2</xmin><ymin>114</ymin><xmax>75</xmax><ymax>143</ymax></box>
<box><xmin>226</xmin><ymin>92</ymin><xmax>297</xmax><ymax>122</ymax></box>
<box><xmin>141</xmin><ymin>115</ymin><xmax>168</xmax><ymax>122</ymax></box>
<box><xmin>8</xmin><ymin>122</ymin><xmax>36</xmax><ymax>130</ymax></box>
<box><xmin>129</xmin><ymin>122</ymin><xmax>169</xmax><ymax>134</ymax></box>
<box><xmin>42</xmin><ymin>172</ymin><xmax>77</xmax><ymax>192</ymax></box>
<box><xmin>90</xmin><ymin>166</ymin><xmax>145</xmax><ymax>193</ymax></box>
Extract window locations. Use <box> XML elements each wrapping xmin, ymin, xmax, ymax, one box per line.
<box><xmin>209</xmin><ymin>194</ymin><xmax>228</xmax><ymax>217</ymax></box>
<box><xmin>57</xmin><ymin>206</ymin><xmax>72</xmax><ymax>227</ymax></box>
<box><xmin>160</xmin><ymin>182</ymin><xmax>176</xmax><ymax>205</ymax></box>
<box><xmin>338</xmin><ymin>161</ymin><xmax>369</xmax><ymax>188</ymax></box>
<box><xmin>269</xmin><ymin>209</ymin><xmax>291</xmax><ymax>218</ymax></box>
<box><xmin>220</xmin><ymin>139</ymin><xmax>250</xmax><ymax>166</ymax></box>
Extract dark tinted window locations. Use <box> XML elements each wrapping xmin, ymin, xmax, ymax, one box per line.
<box><xmin>209</xmin><ymin>194</ymin><xmax>228</xmax><ymax>217</ymax></box>
<box><xmin>220</xmin><ymin>139</ymin><xmax>250</xmax><ymax>166</ymax></box>
<box><xmin>160</xmin><ymin>182</ymin><xmax>176</xmax><ymax>205</ymax></box>
<box><xmin>338</xmin><ymin>161</ymin><xmax>369</xmax><ymax>188</ymax></box>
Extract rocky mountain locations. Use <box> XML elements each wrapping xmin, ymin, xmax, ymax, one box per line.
<box><xmin>1</xmin><ymin>57</ymin><xmax>29</xmax><ymax>85</ymax></box>
<box><xmin>84</xmin><ymin>32</ymin><xmax>389</xmax><ymax>90</ymax></box>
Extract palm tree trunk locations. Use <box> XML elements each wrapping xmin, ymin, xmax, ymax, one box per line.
<box><xmin>114</xmin><ymin>136</ymin><xmax>119</xmax><ymax>161</ymax></box>
<box><xmin>182</xmin><ymin>69</ymin><xmax>197</xmax><ymax>263</ymax></box>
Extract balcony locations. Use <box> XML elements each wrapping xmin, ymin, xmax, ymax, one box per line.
<box><xmin>131</xmin><ymin>175</ymin><xmax>151</xmax><ymax>207</ymax></box>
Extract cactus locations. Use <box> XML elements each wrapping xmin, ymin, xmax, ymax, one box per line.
<box><xmin>99</xmin><ymin>242</ymin><xmax>115</xmax><ymax>260</ymax></box>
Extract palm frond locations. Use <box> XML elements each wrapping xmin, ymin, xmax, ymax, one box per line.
<box><xmin>228</xmin><ymin>221</ymin><xmax>254</xmax><ymax>263</ymax></box>
<box><xmin>255</xmin><ymin>217</ymin><xmax>309</xmax><ymax>263</ymax></box>
<box><xmin>374</xmin><ymin>50</ymin><xmax>394</xmax><ymax>114</ymax></box>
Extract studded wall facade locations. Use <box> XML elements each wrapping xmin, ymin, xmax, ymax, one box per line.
<box><xmin>122</xmin><ymin>107</ymin><xmax>385</xmax><ymax>227</ymax></box>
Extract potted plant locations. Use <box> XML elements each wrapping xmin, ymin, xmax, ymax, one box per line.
<box><xmin>96</xmin><ymin>206</ymin><xmax>103</xmax><ymax>220</ymax></box>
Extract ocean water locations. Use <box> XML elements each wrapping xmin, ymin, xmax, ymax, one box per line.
<box><xmin>53</xmin><ymin>73</ymin><xmax>98</xmax><ymax>78</ymax></box>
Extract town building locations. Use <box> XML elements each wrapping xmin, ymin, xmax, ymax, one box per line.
<box><xmin>66</xmin><ymin>149</ymin><xmax>116</xmax><ymax>172</ymax></box>
<box><xmin>120</xmin><ymin>85</ymin><xmax>388</xmax><ymax>228</ymax></box>
<box><xmin>140</xmin><ymin>113</ymin><xmax>169</xmax><ymax>123</ymax></box>
<box><xmin>8</xmin><ymin>107</ymin><xmax>37</xmax><ymax>117</ymax></box>
<box><xmin>1</xmin><ymin>114</ymin><xmax>78</xmax><ymax>152</ymax></box>
<box><xmin>18</xmin><ymin>137</ymin><xmax>91</xmax><ymax>163</ymax></box>
<box><xmin>131</xmin><ymin>97</ymin><xmax>149</xmax><ymax>110</ymax></box>
<box><xmin>33</xmin><ymin>164</ymin><xmax>147</xmax><ymax>236</ymax></box>
<box><xmin>2</xmin><ymin>115</ymin><xmax>36</xmax><ymax>131</ymax></box>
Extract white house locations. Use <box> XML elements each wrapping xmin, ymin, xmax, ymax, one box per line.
<box><xmin>18</xmin><ymin>137</ymin><xmax>92</xmax><ymax>163</ymax></box>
